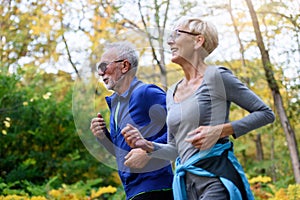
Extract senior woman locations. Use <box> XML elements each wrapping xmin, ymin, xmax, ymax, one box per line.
<box><xmin>122</xmin><ymin>16</ymin><xmax>275</xmax><ymax>200</ymax></box>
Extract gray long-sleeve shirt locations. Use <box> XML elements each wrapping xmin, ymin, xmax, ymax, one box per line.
<box><xmin>152</xmin><ymin>66</ymin><xmax>275</xmax><ymax>163</ymax></box>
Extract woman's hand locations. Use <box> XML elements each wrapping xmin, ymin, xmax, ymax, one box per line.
<box><xmin>185</xmin><ymin>125</ymin><xmax>224</xmax><ymax>150</ymax></box>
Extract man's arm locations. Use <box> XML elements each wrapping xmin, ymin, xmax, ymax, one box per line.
<box><xmin>90</xmin><ymin>113</ymin><xmax>115</xmax><ymax>156</ymax></box>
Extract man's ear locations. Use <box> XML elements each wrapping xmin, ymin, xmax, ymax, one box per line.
<box><xmin>194</xmin><ymin>35</ymin><xmax>205</xmax><ymax>49</ymax></box>
<box><xmin>121</xmin><ymin>60</ymin><xmax>131</xmax><ymax>73</ymax></box>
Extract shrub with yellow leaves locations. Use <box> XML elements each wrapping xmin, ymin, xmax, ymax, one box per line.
<box><xmin>249</xmin><ymin>175</ymin><xmax>272</xmax><ymax>184</ymax></box>
<box><xmin>287</xmin><ymin>184</ymin><xmax>300</xmax><ymax>199</ymax></box>
<box><xmin>48</xmin><ymin>184</ymin><xmax>117</xmax><ymax>200</ymax></box>
<box><xmin>48</xmin><ymin>188</ymin><xmax>86</xmax><ymax>200</ymax></box>
<box><xmin>268</xmin><ymin>184</ymin><xmax>300</xmax><ymax>200</ymax></box>
<box><xmin>90</xmin><ymin>185</ymin><xmax>117</xmax><ymax>199</ymax></box>
<box><xmin>2</xmin><ymin>117</ymin><xmax>11</xmax><ymax>135</ymax></box>
<box><xmin>249</xmin><ymin>175</ymin><xmax>273</xmax><ymax>199</ymax></box>
<box><xmin>0</xmin><ymin>195</ymin><xmax>47</xmax><ymax>200</ymax></box>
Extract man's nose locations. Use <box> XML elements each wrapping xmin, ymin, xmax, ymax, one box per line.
<box><xmin>98</xmin><ymin>70</ymin><xmax>105</xmax><ymax>76</ymax></box>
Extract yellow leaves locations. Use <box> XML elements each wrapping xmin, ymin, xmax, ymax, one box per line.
<box><xmin>90</xmin><ymin>15</ymin><xmax>115</xmax><ymax>47</ymax></box>
<box><xmin>48</xmin><ymin>185</ymin><xmax>117</xmax><ymax>200</ymax></box>
<box><xmin>109</xmin><ymin>171</ymin><xmax>122</xmax><ymax>185</ymax></box>
<box><xmin>30</xmin><ymin>15</ymin><xmax>52</xmax><ymax>36</ymax></box>
<box><xmin>249</xmin><ymin>175</ymin><xmax>272</xmax><ymax>184</ymax></box>
<box><xmin>98</xmin><ymin>18</ymin><xmax>110</xmax><ymax>32</ymax></box>
<box><xmin>5</xmin><ymin>117</ymin><xmax>11</xmax><ymax>122</ymax></box>
<box><xmin>48</xmin><ymin>189</ymin><xmax>64</xmax><ymax>199</ymax></box>
<box><xmin>287</xmin><ymin>184</ymin><xmax>300</xmax><ymax>199</ymax></box>
<box><xmin>249</xmin><ymin>176</ymin><xmax>300</xmax><ymax>199</ymax></box>
<box><xmin>269</xmin><ymin>184</ymin><xmax>300</xmax><ymax>200</ymax></box>
<box><xmin>22</xmin><ymin>91</ymin><xmax>52</xmax><ymax>102</ymax></box>
<box><xmin>30</xmin><ymin>197</ymin><xmax>48</xmax><ymax>200</ymax></box>
<box><xmin>0</xmin><ymin>186</ymin><xmax>120</xmax><ymax>200</ymax></box>
<box><xmin>90</xmin><ymin>185</ymin><xmax>117</xmax><ymax>199</ymax></box>
<box><xmin>22</xmin><ymin>98</ymin><xmax>34</xmax><ymax>107</ymax></box>
<box><xmin>2</xmin><ymin>117</ymin><xmax>11</xmax><ymax>135</ymax></box>
<box><xmin>0</xmin><ymin>195</ymin><xmax>26</xmax><ymax>200</ymax></box>
<box><xmin>43</xmin><ymin>92</ymin><xmax>52</xmax><ymax>100</ymax></box>
<box><xmin>271</xmin><ymin>188</ymin><xmax>288</xmax><ymax>200</ymax></box>
<box><xmin>0</xmin><ymin>195</ymin><xmax>47</xmax><ymax>200</ymax></box>
<box><xmin>49</xmin><ymin>187</ymin><xmax>84</xmax><ymax>200</ymax></box>
<box><xmin>24</xmin><ymin>158</ymin><xmax>37</xmax><ymax>166</ymax></box>
<box><xmin>249</xmin><ymin>175</ymin><xmax>273</xmax><ymax>199</ymax></box>
<box><xmin>4</xmin><ymin>119</ymin><xmax>11</xmax><ymax>128</ymax></box>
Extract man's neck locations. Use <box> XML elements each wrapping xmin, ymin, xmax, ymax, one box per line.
<box><xmin>114</xmin><ymin>75</ymin><xmax>134</xmax><ymax>95</ymax></box>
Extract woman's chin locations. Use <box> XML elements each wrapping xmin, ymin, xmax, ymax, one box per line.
<box><xmin>171</xmin><ymin>56</ymin><xmax>181</xmax><ymax>65</ymax></box>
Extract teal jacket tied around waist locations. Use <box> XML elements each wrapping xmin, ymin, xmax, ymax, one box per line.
<box><xmin>173</xmin><ymin>142</ymin><xmax>254</xmax><ymax>200</ymax></box>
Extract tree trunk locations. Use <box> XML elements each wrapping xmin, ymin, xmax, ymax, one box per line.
<box><xmin>227</xmin><ymin>0</ymin><xmax>249</xmax><ymax>85</ymax></box>
<box><xmin>138</xmin><ymin>0</ymin><xmax>169</xmax><ymax>91</ymax></box>
<box><xmin>254</xmin><ymin>133</ymin><xmax>264</xmax><ymax>161</ymax></box>
<box><xmin>270</xmin><ymin>128</ymin><xmax>277</xmax><ymax>182</ymax></box>
<box><xmin>245</xmin><ymin>0</ymin><xmax>300</xmax><ymax>183</ymax></box>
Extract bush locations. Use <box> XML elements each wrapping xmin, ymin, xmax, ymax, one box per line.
<box><xmin>0</xmin><ymin>69</ymin><xmax>117</xmax><ymax>191</ymax></box>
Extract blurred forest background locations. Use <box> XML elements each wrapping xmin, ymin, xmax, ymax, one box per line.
<box><xmin>0</xmin><ymin>0</ymin><xmax>299</xmax><ymax>199</ymax></box>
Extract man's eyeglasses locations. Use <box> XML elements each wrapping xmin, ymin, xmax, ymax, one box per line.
<box><xmin>168</xmin><ymin>29</ymin><xmax>201</xmax><ymax>41</ymax></box>
<box><xmin>96</xmin><ymin>59</ymin><xmax>125</xmax><ymax>73</ymax></box>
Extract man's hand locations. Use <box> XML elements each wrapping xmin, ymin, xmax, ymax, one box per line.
<box><xmin>90</xmin><ymin>113</ymin><xmax>107</xmax><ymax>140</ymax></box>
<box><xmin>121</xmin><ymin>124</ymin><xmax>143</xmax><ymax>148</ymax></box>
<box><xmin>121</xmin><ymin>124</ymin><xmax>154</xmax><ymax>152</ymax></box>
<box><xmin>124</xmin><ymin>148</ymin><xmax>151</xmax><ymax>169</ymax></box>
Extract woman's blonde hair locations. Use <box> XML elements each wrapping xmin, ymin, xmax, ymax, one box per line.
<box><xmin>173</xmin><ymin>17</ymin><xmax>219</xmax><ymax>58</ymax></box>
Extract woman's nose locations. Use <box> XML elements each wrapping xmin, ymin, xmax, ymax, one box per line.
<box><xmin>167</xmin><ymin>37</ymin><xmax>174</xmax><ymax>45</ymax></box>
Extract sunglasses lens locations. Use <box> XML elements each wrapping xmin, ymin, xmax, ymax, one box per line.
<box><xmin>98</xmin><ymin>63</ymin><xmax>108</xmax><ymax>72</ymax></box>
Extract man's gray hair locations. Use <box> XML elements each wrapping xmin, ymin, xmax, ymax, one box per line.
<box><xmin>104</xmin><ymin>41</ymin><xmax>139</xmax><ymax>69</ymax></box>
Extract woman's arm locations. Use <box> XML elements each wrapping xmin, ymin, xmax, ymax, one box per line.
<box><xmin>121</xmin><ymin>123</ymin><xmax>178</xmax><ymax>161</ymax></box>
<box><xmin>221</xmin><ymin>68</ymin><xmax>275</xmax><ymax>138</ymax></box>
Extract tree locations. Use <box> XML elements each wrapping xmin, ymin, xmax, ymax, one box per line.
<box><xmin>92</xmin><ymin>0</ymin><xmax>198</xmax><ymax>90</ymax></box>
<box><xmin>244</xmin><ymin>0</ymin><xmax>300</xmax><ymax>183</ymax></box>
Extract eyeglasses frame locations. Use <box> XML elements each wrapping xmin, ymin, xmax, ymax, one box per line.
<box><xmin>96</xmin><ymin>59</ymin><xmax>125</xmax><ymax>73</ymax></box>
<box><xmin>169</xmin><ymin>29</ymin><xmax>201</xmax><ymax>41</ymax></box>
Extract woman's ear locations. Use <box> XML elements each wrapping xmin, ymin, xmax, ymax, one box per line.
<box><xmin>194</xmin><ymin>35</ymin><xmax>205</xmax><ymax>49</ymax></box>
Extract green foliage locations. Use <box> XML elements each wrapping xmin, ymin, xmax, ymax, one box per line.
<box><xmin>0</xmin><ymin>178</ymin><xmax>47</xmax><ymax>197</ymax></box>
<box><xmin>0</xmin><ymin>0</ymin><xmax>299</xmax><ymax>199</ymax></box>
<box><xmin>0</xmin><ymin>68</ymin><xmax>116</xmax><ymax>194</ymax></box>
<box><xmin>0</xmin><ymin>177</ymin><xmax>125</xmax><ymax>199</ymax></box>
